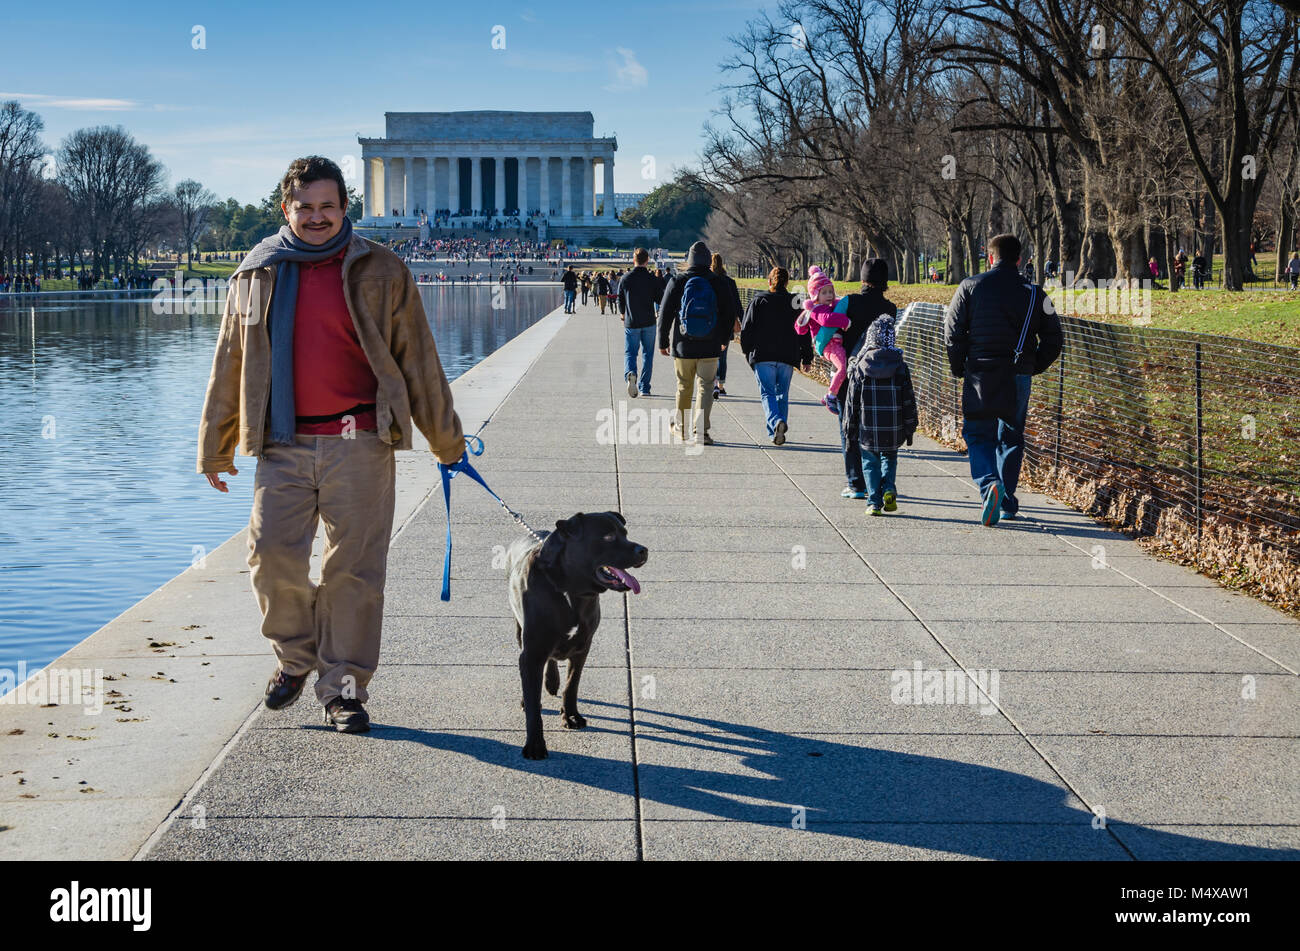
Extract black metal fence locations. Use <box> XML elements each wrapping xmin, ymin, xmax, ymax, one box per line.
<box><xmin>737</xmin><ymin>286</ymin><xmax>1300</xmax><ymax>607</ymax></box>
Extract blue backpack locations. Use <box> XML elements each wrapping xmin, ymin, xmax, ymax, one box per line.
<box><xmin>678</xmin><ymin>275</ymin><xmax>718</xmax><ymax>339</ymax></box>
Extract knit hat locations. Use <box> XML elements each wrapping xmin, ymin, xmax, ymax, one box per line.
<box><xmin>861</xmin><ymin>257</ymin><xmax>888</xmax><ymax>286</ymax></box>
<box><xmin>806</xmin><ymin>265</ymin><xmax>833</xmax><ymax>299</ymax></box>
<box><xmin>865</xmin><ymin>314</ymin><xmax>899</xmax><ymax>352</ymax></box>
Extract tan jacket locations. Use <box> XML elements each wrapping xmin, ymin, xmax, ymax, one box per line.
<box><xmin>197</xmin><ymin>233</ymin><xmax>465</xmax><ymax>472</ymax></box>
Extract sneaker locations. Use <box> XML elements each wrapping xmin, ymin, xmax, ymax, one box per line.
<box><xmin>626</xmin><ymin>370</ymin><xmax>638</xmax><ymax>398</ymax></box>
<box><xmin>866</xmin><ymin>505</ymin><xmax>883</xmax><ymax>516</ymax></box>
<box><xmin>700</xmin><ymin>432</ymin><xmax>714</xmax><ymax>446</ymax></box>
<box><xmin>324</xmin><ymin>697</ymin><xmax>370</xmax><ymax>734</ymax></box>
<box><xmin>264</xmin><ymin>668</ymin><xmax>309</xmax><ymax>711</ymax></box>
<box><xmin>821</xmin><ymin>394</ymin><xmax>840</xmax><ymax>415</ymax></box>
<box><xmin>773</xmin><ymin>420</ymin><xmax>787</xmax><ymax>446</ymax></box>
<box><xmin>841</xmin><ymin>486</ymin><xmax>867</xmax><ymax>500</ymax></box>
<box><xmin>883</xmin><ymin>491</ymin><xmax>897</xmax><ymax>512</ymax></box>
<box><xmin>639</xmin><ymin>389</ymin><xmax>651</xmax><ymax>398</ymax></box>
<box><xmin>981</xmin><ymin>482</ymin><xmax>1003</xmax><ymax>527</ymax></box>
<box><xmin>717</xmin><ymin>384</ymin><xmax>727</xmax><ymax>397</ymax></box>
<box><xmin>713</xmin><ymin>386</ymin><xmax>722</xmax><ymax>399</ymax></box>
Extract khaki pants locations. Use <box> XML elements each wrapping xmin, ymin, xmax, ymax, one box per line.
<box><xmin>674</xmin><ymin>357</ymin><xmax>719</xmax><ymax>437</ymax></box>
<box><xmin>246</xmin><ymin>430</ymin><xmax>396</xmax><ymax>705</ymax></box>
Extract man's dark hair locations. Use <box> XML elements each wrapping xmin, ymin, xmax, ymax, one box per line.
<box><xmin>634</xmin><ymin>247</ymin><xmax>649</xmax><ymax>265</ymax></box>
<box><xmin>280</xmin><ymin>155</ymin><xmax>347</xmax><ymax>208</ymax></box>
<box><xmin>989</xmin><ymin>233</ymin><xmax>1022</xmax><ymax>263</ymax></box>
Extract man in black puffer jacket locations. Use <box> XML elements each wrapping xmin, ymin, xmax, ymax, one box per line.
<box><xmin>658</xmin><ymin>241</ymin><xmax>741</xmax><ymax>446</ymax></box>
<box><xmin>944</xmin><ymin>233</ymin><xmax>1063</xmax><ymax>526</ymax></box>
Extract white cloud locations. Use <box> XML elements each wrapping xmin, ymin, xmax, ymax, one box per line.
<box><xmin>0</xmin><ymin>91</ymin><xmax>172</xmax><ymax>112</ymax></box>
<box><xmin>604</xmin><ymin>48</ymin><xmax>648</xmax><ymax>92</ymax></box>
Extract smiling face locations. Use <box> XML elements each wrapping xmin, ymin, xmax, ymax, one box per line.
<box><xmin>282</xmin><ymin>178</ymin><xmax>346</xmax><ymax>245</ymax></box>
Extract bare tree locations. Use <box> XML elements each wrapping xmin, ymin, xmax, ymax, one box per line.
<box><xmin>172</xmin><ymin>179</ymin><xmax>217</xmax><ymax>270</ymax></box>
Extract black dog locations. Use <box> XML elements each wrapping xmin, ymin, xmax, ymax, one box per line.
<box><xmin>506</xmin><ymin>511</ymin><xmax>648</xmax><ymax>759</ymax></box>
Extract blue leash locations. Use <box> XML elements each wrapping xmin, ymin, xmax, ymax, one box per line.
<box><xmin>437</xmin><ymin>435</ymin><xmax>543</xmax><ymax>601</ymax></box>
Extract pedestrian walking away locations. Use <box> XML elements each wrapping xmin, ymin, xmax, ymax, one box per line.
<box><xmin>832</xmin><ymin>258</ymin><xmax>898</xmax><ymax>499</ymax></box>
<box><xmin>841</xmin><ymin>315</ymin><xmax>917</xmax><ymax>516</ymax></box>
<box><xmin>739</xmin><ymin>266</ymin><xmax>812</xmax><ymax>445</ymax></box>
<box><xmin>197</xmin><ymin>155</ymin><xmax>466</xmax><ymax>733</ymax></box>
<box><xmin>560</xmin><ymin>264</ymin><xmax>578</xmax><ymax>313</ymax></box>
<box><xmin>710</xmin><ymin>253</ymin><xmax>743</xmax><ymax>399</ymax></box>
<box><xmin>943</xmin><ymin>232</ymin><xmax>1063</xmax><ymax>526</ymax></box>
<box><xmin>658</xmin><ymin>240</ymin><xmax>742</xmax><ymax>446</ymax></box>
<box><xmin>618</xmin><ymin>248</ymin><xmax>660</xmax><ymax>398</ymax></box>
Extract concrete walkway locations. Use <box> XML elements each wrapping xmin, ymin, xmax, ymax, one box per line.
<box><xmin>23</xmin><ymin>296</ymin><xmax>1300</xmax><ymax>860</ymax></box>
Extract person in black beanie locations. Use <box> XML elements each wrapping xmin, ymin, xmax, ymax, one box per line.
<box><xmin>836</xmin><ymin>258</ymin><xmax>897</xmax><ymax>499</ymax></box>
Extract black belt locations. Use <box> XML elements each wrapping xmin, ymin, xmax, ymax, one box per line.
<box><xmin>295</xmin><ymin>402</ymin><xmax>376</xmax><ymax>424</ymax></box>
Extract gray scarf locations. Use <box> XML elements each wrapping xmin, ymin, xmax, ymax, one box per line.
<box><xmin>234</xmin><ymin>218</ymin><xmax>355</xmax><ymax>445</ymax></box>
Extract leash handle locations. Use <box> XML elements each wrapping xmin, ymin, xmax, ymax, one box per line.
<box><xmin>437</xmin><ymin>435</ymin><xmax>482</xmax><ymax>602</ymax></box>
<box><xmin>438</xmin><ymin>434</ymin><xmax>541</xmax><ymax>601</ymax></box>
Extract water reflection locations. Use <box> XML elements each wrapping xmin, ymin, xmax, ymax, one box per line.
<box><xmin>0</xmin><ymin>284</ymin><xmax>561</xmax><ymax>671</ymax></box>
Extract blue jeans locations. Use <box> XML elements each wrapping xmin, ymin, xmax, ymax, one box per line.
<box><xmin>752</xmin><ymin>361</ymin><xmax>793</xmax><ymax>436</ymax></box>
<box><xmin>563</xmin><ymin>289</ymin><xmax>576</xmax><ymax>311</ymax></box>
<box><xmin>841</xmin><ymin>421</ymin><xmax>865</xmax><ymax>491</ymax></box>
<box><xmin>863</xmin><ymin>450</ymin><xmax>898</xmax><ymax>507</ymax></box>
<box><xmin>624</xmin><ymin>324</ymin><xmax>656</xmax><ymax>393</ymax></box>
<box><xmin>962</xmin><ymin>374</ymin><xmax>1032</xmax><ymax>513</ymax></box>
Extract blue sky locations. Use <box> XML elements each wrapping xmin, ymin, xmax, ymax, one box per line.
<box><xmin>3</xmin><ymin>0</ymin><xmax>762</xmax><ymax>205</ymax></box>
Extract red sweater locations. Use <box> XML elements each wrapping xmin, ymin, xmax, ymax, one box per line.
<box><xmin>293</xmin><ymin>250</ymin><xmax>379</xmax><ymax>435</ymax></box>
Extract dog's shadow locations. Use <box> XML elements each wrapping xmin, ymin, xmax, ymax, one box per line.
<box><xmin>367</xmin><ymin>702</ymin><xmax>1297</xmax><ymax>860</ymax></box>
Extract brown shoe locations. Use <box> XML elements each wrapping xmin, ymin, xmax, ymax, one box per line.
<box><xmin>264</xmin><ymin>668</ymin><xmax>309</xmax><ymax>711</ymax></box>
<box><xmin>324</xmin><ymin>697</ymin><xmax>370</xmax><ymax>733</ymax></box>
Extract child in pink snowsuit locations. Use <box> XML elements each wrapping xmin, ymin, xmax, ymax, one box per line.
<box><xmin>795</xmin><ymin>265</ymin><xmax>850</xmax><ymax>413</ymax></box>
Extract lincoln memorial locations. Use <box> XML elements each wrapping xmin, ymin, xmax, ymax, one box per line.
<box><xmin>357</xmin><ymin>110</ymin><xmax>657</xmax><ymax>245</ymax></box>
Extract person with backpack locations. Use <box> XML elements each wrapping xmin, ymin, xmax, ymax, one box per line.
<box><xmin>944</xmin><ymin>233</ymin><xmax>1063</xmax><ymax>526</ymax></box>
<box><xmin>739</xmin><ymin>266</ymin><xmax>812</xmax><ymax>445</ymax></box>
<box><xmin>580</xmin><ymin>270</ymin><xmax>592</xmax><ymax>305</ymax></box>
<box><xmin>619</xmin><ymin>248</ymin><xmax>660</xmax><ymax>398</ymax></box>
<box><xmin>658</xmin><ymin>240</ymin><xmax>742</xmax><ymax>445</ymax></box>
<box><xmin>841</xmin><ymin>315</ymin><xmax>917</xmax><ymax>515</ymax></box>
<box><xmin>594</xmin><ymin>271</ymin><xmax>610</xmax><ymax>314</ymax></box>
<box><xmin>832</xmin><ymin>258</ymin><xmax>898</xmax><ymax>499</ymax></box>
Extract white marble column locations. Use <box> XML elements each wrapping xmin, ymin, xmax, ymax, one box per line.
<box><xmin>561</xmin><ymin>157</ymin><xmax>572</xmax><ymax>219</ymax></box>
<box><xmin>425</xmin><ymin>156</ymin><xmax>437</xmax><ymax>217</ymax></box>
<box><xmin>362</xmin><ymin>156</ymin><xmax>374</xmax><ymax>218</ymax></box>
<box><xmin>448</xmin><ymin>155</ymin><xmax>459</xmax><ymax>214</ymax></box>
<box><xmin>516</xmin><ymin>158</ymin><xmax>526</xmax><ymax>215</ymax></box>
<box><xmin>495</xmin><ymin>156</ymin><xmax>506</xmax><ymax>217</ymax></box>
<box><xmin>404</xmin><ymin>155</ymin><xmax>416</xmax><ymax>217</ymax></box>
<box><xmin>539</xmin><ymin>156</ymin><xmax>550</xmax><ymax>216</ymax></box>
<box><xmin>384</xmin><ymin>157</ymin><xmax>398</xmax><ymax>217</ymax></box>
<box><xmin>471</xmin><ymin>156</ymin><xmax>482</xmax><ymax>216</ymax></box>
<box><xmin>581</xmin><ymin>157</ymin><xmax>593</xmax><ymax>221</ymax></box>
<box><xmin>602</xmin><ymin>154</ymin><xmax>615</xmax><ymax>219</ymax></box>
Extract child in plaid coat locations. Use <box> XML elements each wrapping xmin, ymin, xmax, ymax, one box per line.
<box><xmin>841</xmin><ymin>314</ymin><xmax>918</xmax><ymax>515</ymax></box>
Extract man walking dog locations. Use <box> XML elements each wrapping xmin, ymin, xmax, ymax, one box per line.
<box><xmin>944</xmin><ymin>233</ymin><xmax>1062</xmax><ymax>525</ymax></box>
<box><xmin>198</xmin><ymin>156</ymin><xmax>466</xmax><ymax>732</ymax></box>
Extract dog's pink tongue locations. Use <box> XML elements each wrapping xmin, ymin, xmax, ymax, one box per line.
<box><xmin>609</xmin><ymin>567</ymin><xmax>641</xmax><ymax>594</ymax></box>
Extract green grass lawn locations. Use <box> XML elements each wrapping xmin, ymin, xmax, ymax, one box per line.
<box><xmin>736</xmin><ymin>278</ymin><xmax>1300</xmax><ymax>349</ymax></box>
